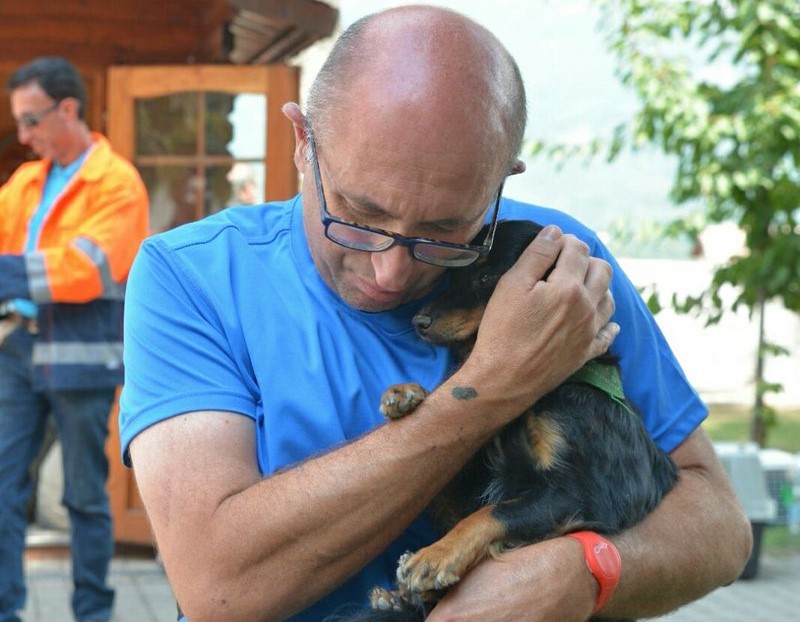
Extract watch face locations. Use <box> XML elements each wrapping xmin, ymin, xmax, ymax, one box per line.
<box><xmin>592</xmin><ymin>540</ymin><xmax>620</xmax><ymax>579</ymax></box>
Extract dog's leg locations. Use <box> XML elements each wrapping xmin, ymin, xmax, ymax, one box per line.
<box><xmin>380</xmin><ymin>383</ymin><xmax>429</xmax><ymax>420</ymax></box>
<box><xmin>397</xmin><ymin>505</ymin><xmax>506</xmax><ymax>594</ymax></box>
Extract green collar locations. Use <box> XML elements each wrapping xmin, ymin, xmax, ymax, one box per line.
<box><xmin>567</xmin><ymin>360</ymin><xmax>633</xmax><ymax>414</ymax></box>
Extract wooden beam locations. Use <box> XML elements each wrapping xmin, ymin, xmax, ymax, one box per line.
<box><xmin>226</xmin><ymin>0</ymin><xmax>338</xmax><ymax>38</ymax></box>
<box><xmin>0</xmin><ymin>39</ymin><xmax>219</xmax><ymax>67</ymax></box>
<box><xmin>266</xmin><ymin>64</ymin><xmax>300</xmax><ymax>200</ymax></box>
<box><xmin>0</xmin><ymin>0</ymin><xmax>333</xmax><ymax>68</ymax></box>
<box><xmin>0</xmin><ymin>0</ymin><xmax>217</xmax><ymax>22</ymax></box>
<box><xmin>108</xmin><ymin>65</ymin><xmax>275</xmax><ymax>98</ymax></box>
<box><xmin>249</xmin><ymin>29</ymin><xmax>314</xmax><ymax>64</ymax></box>
<box><xmin>199</xmin><ymin>0</ymin><xmax>236</xmax><ymax>61</ymax></box>
<box><xmin>0</xmin><ymin>17</ymin><xmax>205</xmax><ymax>52</ymax></box>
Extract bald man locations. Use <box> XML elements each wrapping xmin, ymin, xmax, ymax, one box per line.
<box><xmin>120</xmin><ymin>6</ymin><xmax>751</xmax><ymax>622</ymax></box>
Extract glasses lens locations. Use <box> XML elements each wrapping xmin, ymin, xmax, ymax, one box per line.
<box><xmin>19</xmin><ymin>102</ymin><xmax>58</xmax><ymax>129</ymax></box>
<box><xmin>20</xmin><ymin>115</ymin><xmax>39</xmax><ymax>128</ymax></box>
<box><xmin>413</xmin><ymin>244</ymin><xmax>480</xmax><ymax>267</ymax></box>
<box><xmin>326</xmin><ymin>221</ymin><xmax>395</xmax><ymax>252</ymax></box>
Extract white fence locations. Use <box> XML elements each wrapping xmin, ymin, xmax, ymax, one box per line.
<box><xmin>620</xmin><ymin>257</ymin><xmax>800</xmax><ymax>407</ymax></box>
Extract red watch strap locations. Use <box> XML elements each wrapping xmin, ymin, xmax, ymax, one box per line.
<box><xmin>566</xmin><ymin>531</ymin><xmax>622</xmax><ymax>614</ymax></box>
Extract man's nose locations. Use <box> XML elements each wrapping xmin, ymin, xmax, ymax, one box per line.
<box><xmin>371</xmin><ymin>245</ymin><xmax>414</xmax><ymax>291</ymax></box>
<box><xmin>17</xmin><ymin>125</ymin><xmax>31</xmax><ymax>145</ymax></box>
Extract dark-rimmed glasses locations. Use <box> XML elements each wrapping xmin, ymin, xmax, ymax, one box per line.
<box><xmin>308</xmin><ymin>129</ymin><xmax>504</xmax><ymax>268</ymax></box>
<box><xmin>17</xmin><ymin>101</ymin><xmax>60</xmax><ymax>129</ymax></box>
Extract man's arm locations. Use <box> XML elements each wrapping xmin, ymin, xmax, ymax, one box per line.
<box><xmin>128</xmin><ymin>228</ymin><xmax>617</xmax><ymax>622</ymax></box>
<box><xmin>0</xmin><ymin>160</ymin><xmax>148</xmax><ymax>302</ymax></box>
<box><xmin>425</xmin><ymin>426</ymin><xmax>752</xmax><ymax>622</ymax></box>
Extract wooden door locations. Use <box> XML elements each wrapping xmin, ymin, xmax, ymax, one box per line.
<box><xmin>105</xmin><ymin>64</ymin><xmax>298</xmax><ymax>545</ymax></box>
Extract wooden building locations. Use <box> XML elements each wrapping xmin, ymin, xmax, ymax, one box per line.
<box><xmin>1</xmin><ymin>0</ymin><xmax>338</xmax><ymax>546</ymax></box>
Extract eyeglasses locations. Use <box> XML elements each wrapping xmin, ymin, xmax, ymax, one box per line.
<box><xmin>308</xmin><ymin>129</ymin><xmax>504</xmax><ymax>268</ymax></box>
<box><xmin>17</xmin><ymin>101</ymin><xmax>60</xmax><ymax>129</ymax></box>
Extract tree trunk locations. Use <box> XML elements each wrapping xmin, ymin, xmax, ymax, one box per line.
<box><xmin>749</xmin><ymin>291</ymin><xmax>768</xmax><ymax>447</ymax></box>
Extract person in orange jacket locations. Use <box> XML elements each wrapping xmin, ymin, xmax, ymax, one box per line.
<box><xmin>0</xmin><ymin>57</ymin><xmax>149</xmax><ymax>622</ymax></box>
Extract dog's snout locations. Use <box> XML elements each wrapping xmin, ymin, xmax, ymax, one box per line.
<box><xmin>413</xmin><ymin>314</ymin><xmax>432</xmax><ymax>333</ymax></box>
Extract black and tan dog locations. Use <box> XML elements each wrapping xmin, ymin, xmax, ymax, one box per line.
<box><xmin>345</xmin><ymin>220</ymin><xmax>679</xmax><ymax>622</ymax></box>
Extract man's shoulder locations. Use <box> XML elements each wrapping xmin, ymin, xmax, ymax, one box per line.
<box><xmin>499</xmin><ymin>197</ymin><xmax>599</xmax><ymax>241</ymax></box>
<box><xmin>147</xmin><ymin>197</ymin><xmax>297</xmax><ymax>256</ymax></box>
<box><xmin>3</xmin><ymin>158</ymin><xmax>48</xmax><ymax>187</ymax></box>
<box><xmin>85</xmin><ymin>133</ymin><xmax>141</xmax><ymax>181</ymax></box>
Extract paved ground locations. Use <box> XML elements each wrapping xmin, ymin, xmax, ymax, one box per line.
<box><xmin>20</xmin><ymin>550</ymin><xmax>800</xmax><ymax>621</ymax></box>
<box><xmin>661</xmin><ymin>552</ymin><xmax>800</xmax><ymax>622</ymax></box>
<box><xmin>23</xmin><ymin>555</ymin><xmax>177</xmax><ymax>622</ymax></box>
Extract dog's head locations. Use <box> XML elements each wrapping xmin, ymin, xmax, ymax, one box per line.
<box><xmin>413</xmin><ymin>220</ymin><xmax>543</xmax><ymax>350</ymax></box>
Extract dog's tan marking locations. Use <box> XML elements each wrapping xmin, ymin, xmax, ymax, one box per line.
<box><xmin>426</xmin><ymin>308</ymin><xmax>484</xmax><ymax>342</ymax></box>
<box><xmin>525</xmin><ymin>413</ymin><xmax>566</xmax><ymax>470</ymax></box>
<box><xmin>397</xmin><ymin>505</ymin><xmax>506</xmax><ymax>594</ymax></box>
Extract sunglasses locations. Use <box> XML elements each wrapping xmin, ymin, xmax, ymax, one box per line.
<box><xmin>17</xmin><ymin>101</ymin><xmax>60</xmax><ymax>129</ymax></box>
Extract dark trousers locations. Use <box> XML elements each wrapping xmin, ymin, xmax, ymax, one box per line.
<box><xmin>0</xmin><ymin>327</ymin><xmax>115</xmax><ymax>622</ymax></box>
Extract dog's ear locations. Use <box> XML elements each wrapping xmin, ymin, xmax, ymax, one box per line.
<box><xmin>492</xmin><ymin>220</ymin><xmax>545</xmax><ymax>258</ymax></box>
<box><xmin>469</xmin><ymin>220</ymin><xmax>546</xmax><ymax>263</ymax></box>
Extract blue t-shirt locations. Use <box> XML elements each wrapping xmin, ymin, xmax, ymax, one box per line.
<box><xmin>119</xmin><ymin>194</ymin><xmax>706</xmax><ymax>621</ymax></box>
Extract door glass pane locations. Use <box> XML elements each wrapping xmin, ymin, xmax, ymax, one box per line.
<box><xmin>139</xmin><ymin>165</ymin><xmax>201</xmax><ymax>233</ymax></box>
<box><xmin>225</xmin><ymin>93</ymin><xmax>267</xmax><ymax>160</ymax></box>
<box><xmin>205</xmin><ymin>92</ymin><xmax>236</xmax><ymax>156</ymax></box>
<box><xmin>205</xmin><ymin>165</ymin><xmax>232</xmax><ymax>216</ymax></box>
<box><xmin>134</xmin><ymin>90</ymin><xmax>268</xmax><ymax>231</ymax></box>
<box><xmin>209</xmin><ymin>162</ymin><xmax>266</xmax><ymax>213</ymax></box>
<box><xmin>136</xmin><ymin>93</ymin><xmax>198</xmax><ymax>156</ymax></box>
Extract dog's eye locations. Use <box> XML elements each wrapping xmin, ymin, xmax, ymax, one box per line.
<box><xmin>477</xmin><ymin>271</ymin><xmax>495</xmax><ymax>288</ymax></box>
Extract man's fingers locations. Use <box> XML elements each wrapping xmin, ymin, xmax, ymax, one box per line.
<box><xmin>590</xmin><ymin>322</ymin><xmax>620</xmax><ymax>359</ymax></box>
<box><xmin>583</xmin><ymin>256</ymin><xmax>614</xmax><ymax>303</ymax></box>
<box><xmin>597</xmin><ymin>290</ymin><xmax>616</xmax><ymax>327</ymax></box>
<box><xmin>542</xmin><ymin>232</ymin><xmax>590</xmax><ymax>286</ymax></box>
<box><xmin>509</xmin><ymin>225</ymin><xmax>565</xmax><ymax>282</ymax></box>
<box><xmin>508</xmin><ymin>228</ymin><xmax>611</xmax><ymax>301</ymax></box>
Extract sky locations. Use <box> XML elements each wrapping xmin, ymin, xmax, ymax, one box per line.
<box><xmin>333</xmin><ymin>0</ymin><xmax>688</xmax><ymax>256</ymax></box>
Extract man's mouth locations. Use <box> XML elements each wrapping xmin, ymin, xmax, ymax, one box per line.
<box><xmin>356</xmin><ymin>276</ymin><xmax>405</xmax><ymax>305</ymax></box>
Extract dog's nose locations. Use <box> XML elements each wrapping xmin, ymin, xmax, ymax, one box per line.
<box><xmin>413</xmin><ymin>314</ymin><xmax>432</xmax><ymax>333</ymax></box>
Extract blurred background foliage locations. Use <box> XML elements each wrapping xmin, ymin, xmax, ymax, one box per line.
<box><xmin>529</xmin><ymin>0</ymin><xmax>800</xmax><ymax>445</ymax></box>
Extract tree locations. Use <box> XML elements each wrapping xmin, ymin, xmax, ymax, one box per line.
<box><xmin>532</xmin><ymin>0</ymin><xmax>800</xmax><ymax>446</ymax></box>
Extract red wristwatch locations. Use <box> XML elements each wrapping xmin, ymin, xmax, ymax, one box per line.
<box><xmin>566</xmin><ymin>531</ymin><xmax>622</xmax><ymax>614</ymax></box>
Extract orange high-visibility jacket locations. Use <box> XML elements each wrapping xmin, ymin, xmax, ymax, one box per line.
<box><xmin>0</xmin><ymin>133</ymin><xmax>149</xmax><ymax>389</ymax></box>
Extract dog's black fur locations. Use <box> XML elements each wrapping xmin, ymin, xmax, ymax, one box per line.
<box><xmin>339</xmin><ymin>220</ymin><xmax>679</xmax><ymax>622</ymax></box>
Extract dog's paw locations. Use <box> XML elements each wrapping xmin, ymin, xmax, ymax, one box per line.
<box><xmin>380</xmin><ymin>383</ymin><xmax>429</xmax><ymax>420</ymax></box>
<box><xmin>396</xmin><ymin>547</ymin><xmax>463</xmax><ymax>594</ymax></box>
<box><xmin>369</xmin><ymin>587</ymin><xmax>407</xmax><ymax>611</ymax></box>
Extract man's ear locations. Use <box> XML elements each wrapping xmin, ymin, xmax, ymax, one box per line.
<box><xmin>282</xmin><ymin>102</ymin><xmax>310</xmax><ymax>172</ymax></box>
<box><xmin>510</xmin><ymin>159</ymin><xmax>526</xmax><ymax>175</ymax></box>
<box><xmin>60</xmin><ymin>97</ymin><xmax>81</xmax><ymax>123</ymax></box>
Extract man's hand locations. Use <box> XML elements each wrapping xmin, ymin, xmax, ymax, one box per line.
<box><xmin>460</xmin><ymin>225</ymin><xmax>618</xmax><ymax>412</ymax></box>
<box><xmin>427</xmin><ymin>537</ymin><xmax>596</xmax><ymax>622</ymax></box>
<box><xmin>0</xmin><ymin>313</ymin><xmax>21</xmax><ymax>346</ymax></box>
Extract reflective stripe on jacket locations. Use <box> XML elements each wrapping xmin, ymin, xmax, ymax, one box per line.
<box><xmin>0</xmin><ymin>133</ymin><xmax>149</xmax><ymax>389</ymax></box>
